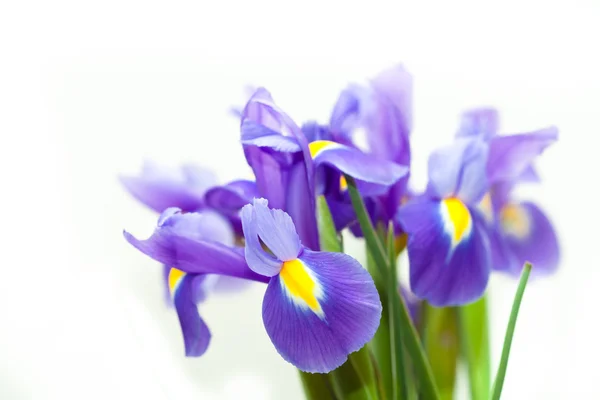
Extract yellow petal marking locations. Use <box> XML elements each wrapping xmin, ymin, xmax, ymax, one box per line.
<box><xmin>308</xmin><ymin>140</ymin><xmax>337</xmax><ymax>159</ymax></box>
<box><xmin>339</xmin><ymin>175</ymin><xmax>348</xmax><ymax>191</ymax></box>
<box><xmin>442</xmin><ymin>197</ymin><xmax>472</xmax><ymax>243</ymax></box>
<box><xmin>280</xmin><ymin>258</ymin><xmax>323</xmax><ymax>315</ymax></box>
<box><xmin>168</xmin><ymin>267</ymin><xmax>186</xmax><ymax>297</ymax></box>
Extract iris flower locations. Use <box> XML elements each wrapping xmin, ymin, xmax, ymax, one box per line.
<box><xmin>125</xmin><ymin>199</ymin><xmax>382</xmax><ymax>373</ymax></box>
<box><xmin>458</xmin><ymin>108</ymin><xmax>560</xmax><ymax>275</ymax></box>
<box><xmin>396</xmin><ymin>137</ymin><xmax>491</xmax><ymax>306</ymax></box>
<box><xmin>124</xmin><ymin>208</ymin><xmax>267</xmax><ymax>356</ymax></box>
<box><xmin>121</xmin><ymin>163</ymin><xmax>259</xmax><ymax>355</ymax></box>
<box><xmin>328</xmin><ymin>64</ymin><xmax>413</xmax><ymax>229</ymax></box>
<box><xmin>240</xmin><ymin>87</ymin><xmax>408</xmax><ymax>247</ymax></box>
<box><xmin>241</xmin><ymin>198</ymin><xmax>381</xmax><ymax>372</ymax></box>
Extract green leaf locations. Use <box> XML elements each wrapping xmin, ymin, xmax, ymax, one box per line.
<box><xmin>490</xmin><ymin>262</ymin><xmax>532</xmax><ymax>400</ymax></box>
<box><xmin>345</xmin><ymin>175</ymin><xmax>440</xmax><ymax>400</ymax></box>
<box><xmin>459</xmin><ymin>295</ymin><xmax>490</xmax><ymax>400</ymax></box>
<box><xmin>299</xmin><ymin>371</ymin><xmax>336</xmax><ymax>400</ymax></box>
<box><xmin>316</xmin><ymin>195</ymin><xmax>379</xmax><ymax>400</ymax></box>
<box><xmin>423</xmin><ymin>304</ymin><xmax>459</xmax><ymax>400</ymax></box>
<box><xmin>331</xmin><ymin>347</ymin><xmax>379</xmax><ymax>400</ymax></box>
<box><xmin>367</xmin><ymin>248</ymin><xmax>393</xmax><ymax>400</ymax></box>
<box><xmin>317</xmin><ymin>195</ymin><xmax>342</xmax><ymax>253</ymax></box>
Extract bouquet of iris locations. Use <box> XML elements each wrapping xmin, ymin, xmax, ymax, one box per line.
<box><xmin>121</xmin><ymin>65</ymin><xmax>559</xmax><ymax>400</ymax></box>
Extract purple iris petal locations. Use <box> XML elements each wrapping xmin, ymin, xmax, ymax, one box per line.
<box><xmin>456</xmin><ymin>108</ymin><xmax>499</xmax><ymax>140</ymax></box>
<box><xmin>172</xmin><ymin>273</ymin><xmax>211</xmax><ymax>357</ymax></box>
<box><xmin>397</xmin><ymin>199</ymin><xmax>491</xmax><ymax>306</ymax></box>
<box><xmin>427</xmin><ymin>137</ymin><xmax>489</xmax><ymax>204</ymax></box>
<box><xmin>312</xmin><ymin>143</ymin><xmax>409</xmax><ymax>189</ymax></box>
<box><xmin>499</xmin><ymin>201</ymin><xmax>560</xmax><ymax>276</ymax></box>
<box><xmin>240</xmin><ymin>199</ymin><xmax>299</xmax><ymax>277</ymax></box>
<box><xmin>262</xmin><ymin>249</ymin><xmax>382</xmax><ymax>373</ymax></box>
<box><xmin>124</xmin><ymin>208</ymin><xmax>268</xmax><ymax>283</ymax></box>
<box><xmin>204</xmin><ymin>179</ymin><xmax>258</xmax><ymax>236</ymax></box>
<box><xmin>241</xmin><ymin>120</ymin><xmax>303</xmax><ymax>152</ymax></box>
<box><xmin>331</xmin><ymin>65</ymin><xmax>413</xmax><ymax>167</ymax></box>
<box><xmin>486</xmin><ymin>224</ymin><xmax>517</xmax><ymax>274</ymax></box>
<box><xmin>120</xmin><ymin>161</ymin><xmax>217</xmax><ymax>213</ymax></box>
<box><xmin>487</xmin><ymin>126</ymin><xmax>558</xmax><ymax>184</ymax></box>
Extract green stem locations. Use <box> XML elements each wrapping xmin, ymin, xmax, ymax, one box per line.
<box><xmin>490</xmin><ymin>262</ymin><xmax>532</xmax><ymax>400</ymax></box>
<box><xmin>345</xmin><ymin>175</ymin><xmax>440</xmax><ymax>400</ymax></box>
<box><xmin>387</xmin><ymin>224</ymin><xmax>408</xmax><ymax>400</ymax></box>
<box><xmin>299</xmin><ymin>371</ymin><xmax>336</xmax><ymax>400</ymax></box>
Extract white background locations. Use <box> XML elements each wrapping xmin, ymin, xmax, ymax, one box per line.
<box><xmin>1</xmin><ymin>1</ymin><xmax>599</xmax><ymax>399</ymax></box>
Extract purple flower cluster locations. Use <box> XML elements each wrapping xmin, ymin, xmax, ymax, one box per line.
<box><xmin>122</xmin><ymin>65</ymin><xmax>559</xmax><ymax>373</ymax></box>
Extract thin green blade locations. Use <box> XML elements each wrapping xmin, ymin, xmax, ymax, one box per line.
<box><xmin>459</xmin><ymin>295</ymin><xmax>490</xmax><ymax>400</ymax></box>
<box><xmin>490</xmin><ymin>262</ymin><xmax>532</xmax><ymax>400</ymax></box>
<box><xmin>387</xmin><ymin>223</ymin><xmax>408</xmax><ymax>400</ymax></box>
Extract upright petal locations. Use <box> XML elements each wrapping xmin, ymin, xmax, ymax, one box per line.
<box><xmin>427</xmin><ymin>137</ymin><xmax>489</xmax><ymax>204</ymax></box>
<box><xmin>241</xmin><ymin>120</ymin><xmax>303</xmax><ymax>152</ymax></box>
<box><xmin>499</xmin><ymin>201</ymin><xmax>560</xmax><ymax>276</ymax></box>
<box><xmin>456</xmin><ymin>108</ymin><xmax>499</xmax><ymax>140</ymax></box>
<box><xmin>487</xmin><ymin>127</ymin><xmax>558</xmax><ymax>184</ymax></box>
<box><xmin>242</xmin><ymin>89</ymin><xmax>319</xmax><ymax>250</ymax></box>
<box><xmin>120</xmin><ymin>161</ymin><xmax>217</xmax><ymax>213</ymax></box>
<box><xmin>262</xmin><ymin>250</ymin><xmax>381</xmax><ymax>373</ymax></box>
<box><xmin>397</xmin><ymin>198</ymin><xmax>491</xmax><ymax>306</ymax></box>
<box><xmin>330</xmin><ymin>65</ymin><xmax>413</xmax><ymax>166</ymax></box>
<box><xmin>169</xmin><ymin>270</ymin><xmax>211</xmax><ymax>357</ymax></box>
<box><xmin>240</xmin><ymin>201</ymin><xmax>286</xmax><ymax>277</ymax></box>
<box><xmin>124</xmin><ymin>209</ymin><xmax>268</xmax><ymax>283</ymax></box>
<box><xmin>240</xmin><ymin>198</ymin><xmax>304</xmax><ymax>278</ymax></box>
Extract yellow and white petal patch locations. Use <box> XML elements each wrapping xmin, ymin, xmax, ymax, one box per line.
<box><xmin>441</xmin><ymin>197</ymin><xmax>473</xmax><ymax>247</ymax></box>
<box><xmin>168</xmin><ymin>267</ymin><xmax>186</xmax><ymax>297</ymax></box>
<box><xmin>308</xmin><ymin>140</ymin><xmax>342</xmax><ymax>159</ymax></box>
<box><xmin>279</xmin><ymin>258</ymin><xmax>324</xmax><ymax>318</ymax></box>
<box><xmin>500</xmin><ymin>203</ymin><xmax>531</xmax><ymax>239</ymax></box>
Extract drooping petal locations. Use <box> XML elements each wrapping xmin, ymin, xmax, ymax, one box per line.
<box><xmin>487</xmin><ymin>127</ymin><xmax>558</xmax><ymax>184</ymax></box>
<box><xmin>427</xmin><ymin>137</ymin><xmax>489</xmax><ymax>204</ymax></box>
<box><xmin>120</xmin><ymin>161</ymin><xmax>217</xmax><ymax>213</ymax></box>
<box><xmin>168</xmin><ymin>269</ymin><xmax>211</xmax><ymax>357</ymax></box>
<box><xmin>124</xmin><ymin>208</ymin><xmax>268</xmax><ymax>283</ymax></box>
<box><xmin>261</xmin><ymin>250</ymin><xmax>381</xmax><ymax>373</ymax></box>
<box><xmin>397</xmin><ymin>198</ymin><xmax>491</xmax><ymax>306</ymax></box>
<box><xmin>456</xmin><ymin>108</ymin><xmax>499</xmax><ymax>140</ymax></box>
<box><xmin>308</xmin><ymin>140</ymin><xmax>409</xmax><ymax>190</ymax></box>
<box><xmin>499</xmin><ymin>201</ymin><xmax>560</xmax><ymax>276</ymax></box>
